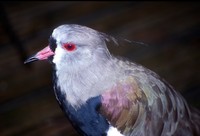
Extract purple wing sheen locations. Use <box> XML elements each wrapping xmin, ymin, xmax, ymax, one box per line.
<box><xmin>100</xmin><ymin>74</ymin><xmax>200</xmax><ymax>136</ymax></box>
<box><xmin>100</xmin><ymin>77</ymin><xmax>146</xmax><ymax>134</ymax></box>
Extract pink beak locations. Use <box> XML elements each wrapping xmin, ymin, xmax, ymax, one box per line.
<box><xmin>24</xmin><ymin>46</ymin><xmax>54</xmax><ymax>64</ymax></box>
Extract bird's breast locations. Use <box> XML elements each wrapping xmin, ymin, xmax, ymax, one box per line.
<box><xmin>54</xmin><ymin>84</ymin><xmax>110</xmax><ymax>136</ymax></box>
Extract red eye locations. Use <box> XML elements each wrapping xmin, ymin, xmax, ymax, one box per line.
<box><xmin>63</xmin><ymin>43</ymin><xmax>76</xmax><ymax>51</ymax></box>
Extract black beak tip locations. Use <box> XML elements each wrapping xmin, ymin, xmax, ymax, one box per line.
<box><xmin>24</xmin><ymin>56</ymin><xmax>39</xmax><ymax>64</ymax></box>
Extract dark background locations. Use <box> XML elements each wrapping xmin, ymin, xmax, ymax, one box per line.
<box><xmin>0</xmin><ymin>2</ymin><xmax>199</xmax><ymax>136</ymax></box>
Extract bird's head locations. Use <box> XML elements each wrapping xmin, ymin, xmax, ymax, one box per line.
<box><xmin>25</xmin><ymin>24</ymin><xmax>112</xmax><ymax>71</ymax></box>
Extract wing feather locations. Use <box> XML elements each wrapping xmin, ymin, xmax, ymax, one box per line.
<box><xmin>100</xmin><ymin>76</ymin><xmax>146</xmax><ymax>134</ymax></box>
<box><xmin>99</xmin><ymin>67</ymin><xmax>200</xmax><ymax>135</ymax></box>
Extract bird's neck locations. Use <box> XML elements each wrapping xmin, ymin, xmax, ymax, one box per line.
<box><xmin>54</xmin><ymin>57</ymin><xmax>121</xmax><ymax>108</ymax></box>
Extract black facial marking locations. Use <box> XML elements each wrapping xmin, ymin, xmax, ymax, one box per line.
<box><xmin>49</xmin><ymin>36</ymin><xmax>57</xmax><ymax>52</ymax></box>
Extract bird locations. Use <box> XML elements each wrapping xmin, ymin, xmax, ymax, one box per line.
<box><xmin>24</xmin><ymin>24</ymin><xmax>200</xmax><ymax>136</ymax></box>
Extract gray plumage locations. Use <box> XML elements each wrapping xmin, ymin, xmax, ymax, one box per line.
<box><xmin>25</xmin><ymin>24</ymin><xmax>200</xmax><ymax>136</ymax></box>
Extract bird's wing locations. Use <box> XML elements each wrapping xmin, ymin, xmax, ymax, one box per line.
<box><xmin>99</xmin><ymin>69</ymin><xmax>191</xmax><ymax>136</ymax></box>
<box><xmin>99</xmin><ymin>76</ymin><xmax>149</xmax><ymax>135</ymax></box>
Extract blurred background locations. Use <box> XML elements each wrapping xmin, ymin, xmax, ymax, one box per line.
<box><xmin>0</xmin><ymin>1</ymin><xmax>199</xmax><ymax>136</ymax></box>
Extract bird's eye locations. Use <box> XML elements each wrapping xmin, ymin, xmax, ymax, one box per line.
<box><xmin>63</xmin><ymin>43</ymin><xmax>76</xmax><ymax>51</ymax></box>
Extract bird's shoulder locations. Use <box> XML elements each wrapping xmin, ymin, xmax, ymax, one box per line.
<box><xmin>100</xmin><ymin>58</ymin><xmax>200</xmax><ymax>135</ymax></box>
<box><xmin>99</xmin><ymin>57</ymin><xmax>177</xmax><ymax>135</ymax></box>
<box><xmin>99</xmin><ymin>73</ymin><xmax>146</xmax><ymax>134</ymax></box>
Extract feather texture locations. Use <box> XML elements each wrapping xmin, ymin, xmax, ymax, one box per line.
<box><xmin>25</xmin><ymin>24</ymin><xmax>200</xmax><ymax>136</ymax></box>
<box><xmin>100</xmin><ymin>59</ymin><xmax>200</xmax><ymax>136</ymax></box>
<box><xmin>51</xmin><ymin>24</ymin><xmax>200</xmax><ymax>135</ymax></box>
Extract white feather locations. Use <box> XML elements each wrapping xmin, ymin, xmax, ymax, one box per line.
<box><xmin>107</xmin><ymin>126</ymin><xmax>124</xmax><ymax>136</ymax></box>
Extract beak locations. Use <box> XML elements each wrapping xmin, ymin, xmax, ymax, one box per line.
<box><xmin>24</xmin><ymin>46</ymin><xmax>54</xmax><ymax>64</ymax></box>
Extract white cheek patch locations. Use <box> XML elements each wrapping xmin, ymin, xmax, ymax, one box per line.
<box><xmin>53</xmin><ymin>46</ymin><xmax>66</xmax><ymax>67</ymax></box>
<box><xmin>107</xmin><ymin>126</ymin><xmax>124</xmax><ymax>136</ymax></box>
